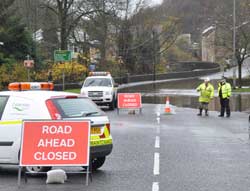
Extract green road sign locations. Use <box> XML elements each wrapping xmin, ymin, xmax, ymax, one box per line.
<box><xmin>54</xmin><ymin>50</ymin><xmax>72</xmax><ymax>62</ymax></box>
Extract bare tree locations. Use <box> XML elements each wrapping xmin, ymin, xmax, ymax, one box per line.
<box><xmin>214</xmin><ymin>0</ymin><xmax>250</xmax><ymax>87</ymax></box>
<box><xmin>0</xmin><ymin>0</ymin><xmax>15</xmax><ymax>18</ymax></box>
<box><xmin>116</xmin><ymin>0</ymin><xmax>180</xmax><ymax>74</ymax></box>
<box><xmin>85</xmin><ymin>0</ymin><xmax>122</xmax><ymax>65</ymax></box>
<box><xmin>43</xmin><ymin>0</ymin><xmax>97</xmax><ymax>50</ymax></box>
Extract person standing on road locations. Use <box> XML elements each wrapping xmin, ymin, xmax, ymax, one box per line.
<box><xmin>218</xmin><ymin>78</ymin><xmax>231</xmax><ymax>117</ymax></box>
<box><xmin>196</xmin><ymin>77</ymin><xmax>214</xmax><ymax>116</ymax></box>
<box><xmin>48</xmin><ymin>70</ymin><xmax>53</xmax><ymax>82</ymax></box>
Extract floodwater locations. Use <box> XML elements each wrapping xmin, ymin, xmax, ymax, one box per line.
<box><xmin>119</xmin><ymin>78</ymin><xmax>250</xmax><ymax>112</ymax></box>
<box><xmin>143</xmin><ymin>93</ymin><xmax>250</xmax><ymax>112</ymax></box>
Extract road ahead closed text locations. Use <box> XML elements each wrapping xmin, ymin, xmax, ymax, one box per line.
<box><xmin>118</xmin><ymin>93</ymin><xmax>142</xmax><ymax>109</ymax></box>
<box><xmin>20</xmin><ymin>121</ymin><xmax>90</xmax><ymax>166</ymax></box>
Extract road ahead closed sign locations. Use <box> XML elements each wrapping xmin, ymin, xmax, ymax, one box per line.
<box><xmin>20</xmin><ymin>120</ymin><xmax>90</xmax><ymax>166</ymax></box>
<box><xmin>118</xmin><ymin>93</ymin><xmax>142</xmax><ymax>109</ymax></box>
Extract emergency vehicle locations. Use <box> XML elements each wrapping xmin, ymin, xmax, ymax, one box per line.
<box><xmin>80</xmin><ymin>72</ymin><xmax>118</xmax><ymax>110</ymax></box>
<box><xmin>0</xmin><ymin>82</ymin><xmax>112</xmax><ymax>173</ymax></box>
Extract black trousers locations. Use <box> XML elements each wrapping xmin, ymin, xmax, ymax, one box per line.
<box><xmin>220</xmin><ymin>98</ymin><xmax>230</xmax><ymax>116</ymax></box>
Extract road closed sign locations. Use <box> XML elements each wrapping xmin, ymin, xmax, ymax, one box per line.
<box><xmin>118</xmin><ymin>93</ymin><xmax>142</xmax><ymax>109</ymax></box>
<box><xmin>20</xmin><ymin>120</ymin><xmax>90</xmax><ymax>166</ymax></box>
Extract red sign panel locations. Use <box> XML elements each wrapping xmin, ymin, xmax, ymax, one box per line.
<box><xmin>23</xmin><ymin>60</ymin><xmax>34</xmax><ymax>68</ymax></box>
<box><xmin>20</xmin><ymin>120</ymin><xmax>90</xmax><ymax>166</ymax></box>
<box><xmin>118</xmin><ymin>93</ymin><xmax>142</xmax><ymax>109</ymax></box>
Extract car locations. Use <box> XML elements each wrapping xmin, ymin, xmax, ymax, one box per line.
<box><xmin>0</xmin><ymin>82</ymin><xmax>113</xmax><ymax>173</ymax></box>
<box><xmin>80</xmin><ymin>72</ymin><xmax>118</xmax><ymax>110</ymax></box>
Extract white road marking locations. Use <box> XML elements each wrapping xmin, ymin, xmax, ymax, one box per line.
<box><xmin>156</xmin><ymin>110</ymin><xmax>161</xmax><ymax>124</ymax></box>
<box><xmin>154</xmin><ymin>152</ymin><xmax>160</xmax><ymax>175</ymax></box>
<box><xmin>152</xmin><ymin>182</ymin><xmax>159</xmax><ymax>191</ymax></box>
<box><xmin>154</xmin><ymin>105</ymin><xmax>161</xmax><ymax>190</ymax></box>
<box><xmin>155</xmin><ymin>136</ymin><xmax>160</xmax><ymax>148</ymax></box>
<box><xmin>156</xmin><ymin>112</ymin><xmax>160</xmax><ymax>117</ymax></box>
<box><xmin>157</xmin><ymin>117</ymin><xmax>160</xmax><ymax>124</ymax></box>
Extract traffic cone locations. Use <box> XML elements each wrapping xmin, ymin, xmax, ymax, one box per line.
<box><xmin>165</xmin><ymin>97</ymin><xmax>171</xmax><ymax>114</ymax></box>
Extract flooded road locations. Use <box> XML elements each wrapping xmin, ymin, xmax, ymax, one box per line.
<box><xmin>119</xmin><ymin>78</ymin><xmax>250</xmax><ymax>112</ymax></box>
<box><xmin>143</xmin><ymin>92</ymin><xmax>250</xmax><ymax>112</ymax></box>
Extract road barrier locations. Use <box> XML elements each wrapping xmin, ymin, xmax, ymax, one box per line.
<box><xmin>117</xmin><ymin>93</ymin><xmax>142</xmax><ymax>114</ymax></box>
<box><xmin>18</xmin><ymin>120</ymin><xmax>91</xmax><ymax>186</ymax></box>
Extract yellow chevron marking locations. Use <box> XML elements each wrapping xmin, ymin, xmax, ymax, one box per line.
<box><xmin>90</xmin><ymin>138</ymin><xmax>112</xmax><ymax>146</ymax></box>
<box><xmin>103</xmin><ymin>126</ymin><xmax>110</xmax><ymax>138</ymax></box>
<box><xmin>91</xmin><ymin>135</ymin><xmax>100</xmax><ymax>140</ymax></box>
<box><xmin>90</xmin><ymin>125</ymin><xmax>112</xmax><ymax>146</ymax></box>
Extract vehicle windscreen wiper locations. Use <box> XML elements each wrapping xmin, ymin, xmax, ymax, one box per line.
<box><xmin>85</xmin><ymin>80</ymin><xmax>96</xmax><ymax>87</ymax></box>
<box><xmin>69</xmin><ymin>111</ymin><xmax>98</xmax><ymax>117</ymax></box>
<box><xmin>81</xmin><ymin>112</ymin><xmax>98</xmax><ymax>117</ymax></box>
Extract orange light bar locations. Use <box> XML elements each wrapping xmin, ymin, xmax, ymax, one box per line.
<box><xmin>88</xmin><ymin>71</ymin><xmax>110</xmax><ymax>76</ymax></box>
<box><xmin>8</xmin><ymin>82</ymin><xmax>54</xmax><ymax>91</ymax></box>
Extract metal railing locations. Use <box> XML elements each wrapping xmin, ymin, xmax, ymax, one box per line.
<box><xmin>55</xmin><ymin>62</ymin><xmax>221</xmax><ymax>90</ymax></box>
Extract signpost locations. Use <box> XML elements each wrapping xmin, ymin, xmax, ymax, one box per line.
<box><xmin>89</xmin><ymin>64</ymin><xmax>96</xmax><ymax>72</ymax></box>
<box><xmin>117</xmin><ymin>93</ymin><xmax>142</xmax><ymax>114</ymax></box>
<box><xmin>18</xmin><ymin>120</ymin><xmax>90</xmax><ymax>186</ymax></box>
<box><xmin>54</xmin><ymin>50</ymin><xmax>72</xmax><ymax>62</ymax></box>
<box><xmin>23</xmin><ymin>60</ymin><xmax>34</xmax><ymax>68</ymax></box>
<box><xmin>24</xmin><ymin>55</ymin><xmax>34</xmax><ymax>82</ymax></box>
<box><xmin>54</xmin><ymin>50</ymin><xmax>72</xmax><ymax>90</ymax></box>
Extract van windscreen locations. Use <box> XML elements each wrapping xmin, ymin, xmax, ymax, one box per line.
<box><xmin>51</xmin><ymin>97</ymin><xmax>104</xmax><ymax>118</ymax></box>
<box><xmin>0</xmin><ymin>96</ymin><xmax>9</xmax><ymax>119</ymax></box>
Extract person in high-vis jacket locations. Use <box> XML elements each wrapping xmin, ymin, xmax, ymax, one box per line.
<box><xmin>196</xmin><ymin>77</ymin><xmax>214</xmax><ymax>116</ymax></box>
<box><xmin>218</xmin><ymin>78</ymin><xmax>231</xmax><ymax>117</ymax></box>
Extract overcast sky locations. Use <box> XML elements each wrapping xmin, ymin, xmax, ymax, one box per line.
<box><xmin>150</xmin><ymin>0</ymin><xmax>163</xmax><ymax>5</ymax></box>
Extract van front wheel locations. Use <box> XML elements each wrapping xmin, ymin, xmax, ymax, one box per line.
<box><xmin>82</xmin><ymin>157</ymin><xmax>106</xmax><ymax>171</ymax></box>
<box><xmin>92</xmin><ymin>157</ymin><xmax>106</xmax><ymax>170</ymax></box>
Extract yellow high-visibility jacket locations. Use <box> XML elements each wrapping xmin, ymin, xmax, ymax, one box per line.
<box><xmin>196</xmin><ymin>83</ymin><xmax>214</xmax><ymax>103</ymax></box>
<box><xmin>218</xmin><ymin>82</ymin><xmax>231</xmax><ymax>99</ymax></box>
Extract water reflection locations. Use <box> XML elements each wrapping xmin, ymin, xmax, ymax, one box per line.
<box><xmin>143</xmin><ymin>94</ymin><xmax>250</xmax><ymax>112</ymax></box>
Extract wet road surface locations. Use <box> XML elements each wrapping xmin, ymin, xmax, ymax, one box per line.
<box><xmin>0</xmin><ymin>104</ymin><xmax>250</xmax><ymax>191</ymax></box>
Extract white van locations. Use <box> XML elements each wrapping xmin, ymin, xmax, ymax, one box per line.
<box><xmin>80</xmin><ymin>72</ymin><xmax>118</xmax><ymax>110</ymax></box>
<box><xmin>0</xmin><ymin>82</ymin><xmax>113</xmax><ymax>173</ymax></box>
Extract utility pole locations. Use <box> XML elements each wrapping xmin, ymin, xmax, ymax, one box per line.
<box><xmin>152</xmin><ymin>30</ymin><xmax>156</xmax><ymax>104</ymax></box>
<box><xmin>24</xmin><ymin>54</ymin><xmax>34</xmax><ymax>82</ymax></box>
<box><xmin>118</xmin><ymin>56</ymin><xmax>123</xmax><ymax>84</ymax></box>
<box><xmin>27</xmin><ymin>55</ymin><xmax>30</xmax><ymax>82</ymax></box>
<box><xmin>232</xmin><ymin>0</ymin><xmax>237</xmax><ymax>89</ymax></box>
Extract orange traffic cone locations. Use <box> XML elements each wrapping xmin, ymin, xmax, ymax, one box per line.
<box><xmin>165</xmin><ymin>97</ymin><xmax>171</xmax><ymax>113</ymax></box>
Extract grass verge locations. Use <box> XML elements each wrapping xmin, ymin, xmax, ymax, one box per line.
<box><xmin>64</xmin><ymin>89</ymin><xmax>80</xmax><ymax>93</ymax></box>
<box><xmin>233</xmin><ymin>88</ymin><xmax>250</xmax><ymax>92</ymax></box>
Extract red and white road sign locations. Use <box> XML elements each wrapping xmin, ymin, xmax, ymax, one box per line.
<box><xmin>20</xmin><ymin>120</ymin><xmax>90</xmax><ymax>166</ymax></box>
<box><xmin>118</xmin><ymin>93</ymin><xmax>142</xmax><ymax>109</ymax></box>
<box><xmin>23</xmin><ymin>60</ymin><xmax>34</xmax><ymax>68</ymax></box>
